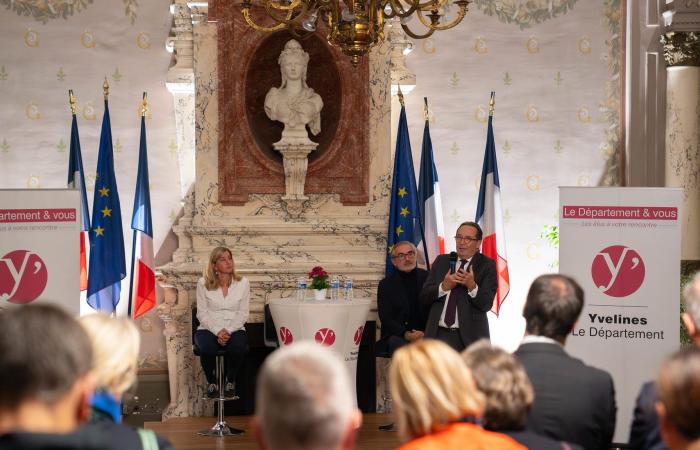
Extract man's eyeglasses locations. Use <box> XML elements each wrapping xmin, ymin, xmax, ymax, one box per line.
<box><xmin>454</xmin><ymin>236</ymin><xmax>479</xmax><ymax>243</ymax></box>
<box><xmin>392</xmin><ymin>250</ymin><xmax>416</xmax><ymax>260</ymax></box>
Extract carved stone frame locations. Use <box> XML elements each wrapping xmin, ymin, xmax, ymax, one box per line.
<box><xmin>210</xmin><ymin>3</ymin><xmax>370</xmax><ymax>205</ymax></box>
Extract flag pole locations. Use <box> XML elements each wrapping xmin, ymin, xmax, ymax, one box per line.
<box><xmin>417</xmin><ymin>97</ymin><xmax>431</xmax><ymax>270</ymax></box>
<box><xmin>127</xmin><ymin>92</ymin><xmax>148</xmax><ymax>318</ymax></box>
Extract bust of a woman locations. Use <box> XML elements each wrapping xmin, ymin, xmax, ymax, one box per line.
<box><xmin>264</xmin><ymin>39</ymin><xmax>324</xmax><ymax>146</ymax></box>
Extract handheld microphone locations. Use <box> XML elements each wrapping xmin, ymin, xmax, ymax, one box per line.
<box><xmin>449</xmin><ymin>251</ymin><xmax>458</xmax><ymax>274</ymax></box>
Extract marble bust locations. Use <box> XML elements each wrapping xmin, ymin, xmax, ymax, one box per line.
<box><xmin>264</xmin><ymin>39</ymin><xmax>324</xmax><ymax>146</ymax></box>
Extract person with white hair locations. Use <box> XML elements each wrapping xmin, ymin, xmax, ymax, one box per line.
<box><xmin>252</xmin><ymin>342</ymin><xmax>362</xmax><ymax>450</ymax></box>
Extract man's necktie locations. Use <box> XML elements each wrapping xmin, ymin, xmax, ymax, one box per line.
<box><xmin>444</xmin><ymin>259</ymin><xmax>468</xmax><ymax>327</ymax></box>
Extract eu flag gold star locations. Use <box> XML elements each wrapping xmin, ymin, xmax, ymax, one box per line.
<box><xmin>400</xmin><ymin>207</ymin><xmax>410</xmax><ymax>217</ymax></box>
<box><xmin>397</xmin><ymin>187</ymin><xmax>408</xmax><ymax>198</ymax></box>
<box><xmin>98</xmin><ymin>187</ymin><xmax>110</xmax><ymax>197</ymax></box>
<box><xmin>395</xmin><ymin>225</ymin><xmax>403</xmax><ymax>236</ymax></box>
<box><xmin>388</xmin><ymin>245</ymin><xmax>394</xmax><ymax>255</ymax></box>
<box><xmin>94</xmin><ymin>226</ymin><xmax>105</xmax><ymax>236</ymax></box>
<box><xmin>101</xmin><ymin>206</ymin><xmax>112</xmax><ymax>217</ymax></box>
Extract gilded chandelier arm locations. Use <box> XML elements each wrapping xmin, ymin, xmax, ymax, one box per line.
<box><xmin>400</xmin><ymin>21</ymin><xmax>436</xmax><ymax>39</ymax></box>
<box><xmin>240</xmin><ymin>0</ymin><xmax>295</xmax><ymax>32</ymax></box>
<box><xmin>415</xmin><ymin>0</ymin><xmax>468</xmax><ymax>31</ymax></box>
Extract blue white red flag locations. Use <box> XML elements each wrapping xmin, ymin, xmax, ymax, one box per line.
<box><xmin>128</xmin><ymin>99</ymin><xmax>156</xmax><ymax>319</ymax></box>
<box><xmin>67</xmin><ymin>90</ymin><xmax>90</xmax><ymax>291</ymax></box>
<box><xmin>475</xmin><ymin>92</ymin><xmax>510</xmax><ymax>316</ymax></box>
<box><xmin>416</xmin><ymin>98</ymin><xmax>445</xmax><ymax>267</ymax></box>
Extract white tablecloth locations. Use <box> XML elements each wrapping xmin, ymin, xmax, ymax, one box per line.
<box><xmin>267</xmin><ymin>298</ymin><xmax>371</xmax><ymax>398</ymax></box>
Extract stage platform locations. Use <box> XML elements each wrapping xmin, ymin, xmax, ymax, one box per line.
<box><xmin>146</xmin><ymin>413</ymin><xmax>401</xmax><ymax>450</ymax></box>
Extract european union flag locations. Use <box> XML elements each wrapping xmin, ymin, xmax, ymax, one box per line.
<box><xmin>87</xmin><ymin>98</ymin><xmax>126</xmax><ymax>313</ymax></box>
<box><xmin>386</xmin><ymin>102</ymin><xmax>423</xmax><ymax>277</ymax></box>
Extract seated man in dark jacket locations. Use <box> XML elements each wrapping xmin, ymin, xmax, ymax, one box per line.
<box><xmin>377</xmin><ymin>241</ymin><xmax>429</xmax><ymax>356</ymax></box>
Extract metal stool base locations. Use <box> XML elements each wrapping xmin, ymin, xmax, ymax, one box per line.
<box><xmin>198</xmin><ymin>355</ymin><xmax>244</xmax><ymax>437</ymax></box>
<box><xmin>198</xmin><ymin>422</ymin><xmax>244</xmax><ymax>437</ymax></box>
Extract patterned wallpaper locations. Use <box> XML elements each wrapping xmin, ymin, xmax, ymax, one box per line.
<box><xmin>0</xmin><ymin>0</ymin><xmax>181</xmax><ymax>369</ymax></box>
<box><xmin>0</xmin><ymin>0</ymin><xmax>623</xmax><ymax>357</ymax></box>
<box><xmin>398</xmin><ymin>0</ymin><xmax>622</xmax><ymax>348</ymax></box>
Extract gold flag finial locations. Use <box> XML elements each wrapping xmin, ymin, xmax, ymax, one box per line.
<box><xmin>489</xmin><ymin>91</ymin><xmax>495</xmax><ymax>117</ymax></box>
<box><xmin>140</xmin><ymin>92</ymin><xmax>148</xmax><ymax>117</ymax></box>
<box><xmin>397</xmin><ymin>84</ymin><xmax>404</xmax><ymax>107</ymax></box>
<box><xmin>103</xmin><ymin>77</ymin><xmax>109</xmax><ymax>100</ymax></box>
<box><xmin>423</xmin><ymin>97</ymin><xmax>429</xmax><ymax>122</ymax></box>
<box><xmin>69</xmin><ymin>89</ymin><xmax>77</xmax><ymax>115</ymax></box>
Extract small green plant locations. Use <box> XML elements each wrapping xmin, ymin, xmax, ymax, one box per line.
<box><xmin>540</xmin><ymin>224</ymin><xmax>559</xmax><ymax>268</ymax></box>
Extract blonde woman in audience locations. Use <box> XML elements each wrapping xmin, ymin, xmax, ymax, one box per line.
<box><xmin>390</xmin><ymin>339</ymin><xmax>525</xmax><ymax>450</ymax></box>
<box><xmin>463</xmin><ymin>340</ymin><xmax>581</xmax><ymax>450</ymax></box>
<box><xmin>195</xmin><ymin>246</ymin><xmax>250</xmax><ymax>398</ymax></box>
<box><xmin>80</xmin><ymin>313</ymin><xmax>173</xmax><ymax>450</ymax></box>
<box><xmin>656</xmin><ymin>348</ymin><xmax>700</xmax><ymax>450</ymax></box>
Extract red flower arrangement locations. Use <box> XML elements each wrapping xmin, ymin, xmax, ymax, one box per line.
<box><xmin>308</xmin><ymin>266</ymin><xmax>329</xmax><ymax>290</ymax></box>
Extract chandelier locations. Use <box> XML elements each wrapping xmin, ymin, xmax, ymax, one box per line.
<box><xmin>239</xmin><ymin>0</ymin><xmax>472</xmax><ymax>65</ymax></box>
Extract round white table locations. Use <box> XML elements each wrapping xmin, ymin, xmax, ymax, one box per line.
<box><xmin>267</xmin><ymin>297</ymin><xmax>371</xmax><ymax>398</ymax></box>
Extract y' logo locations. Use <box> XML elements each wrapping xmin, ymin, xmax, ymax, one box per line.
<box><xmin>0</xmin><ymin>250</ymin><xmax>48</xmax><ymax>304</ymax></box>
<box><xmin>314</xmin><ymin>328</ymin><xmax>336</xmax><ymax>346</ymax></box>
<box><xmin>591</xmin><ymin>245</ymin><xmax>645</xmax><ymax>297</ymax></box>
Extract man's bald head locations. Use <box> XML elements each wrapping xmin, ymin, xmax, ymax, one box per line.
<box><xmin>523</xmin><ymin>274</ymin><xmax>584</xmax><ymax>343</ymax></box>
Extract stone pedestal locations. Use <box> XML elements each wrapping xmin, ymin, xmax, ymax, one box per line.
<box><xmin>274</xmin><ymin>141</ymin><xmax>317</xmax><ymax>217</ymax></box>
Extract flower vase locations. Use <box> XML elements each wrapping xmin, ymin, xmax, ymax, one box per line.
<box><xmin>313</xmin><ymin>288</ymin><xmax>327</xmax><ymax>301</ymax></box>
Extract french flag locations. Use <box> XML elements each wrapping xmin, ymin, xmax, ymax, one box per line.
<box><xmin>67</xmin><ymin>90</ymin><xmax>90</xmax><ymax>291</ymax></box>
<box><xmin>128</xmin><ymin>95</ymin><xmax>156</xmax><ymax>319</ymax></box>
<box><xmin>475</xmin><ymin>92</ymin><xmax>510</xmax><ymax>316</ymax></box>
<box><xmin>417</xmin><ymin>98</ymin><xmax>445</xmax><ymax>267</ymax></box>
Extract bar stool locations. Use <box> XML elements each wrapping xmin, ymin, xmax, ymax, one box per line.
<box><xmin>192</xmin><ymin>308</ymin><xmax>244</xmax><ymax>437</ymax></box>
<box><xmin>376</xmin><ymin>340</ymin><xmax>396</xmax><ymax>432</ymax></box>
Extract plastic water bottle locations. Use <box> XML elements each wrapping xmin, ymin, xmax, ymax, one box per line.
<box><xmin>330</xmin><ymin>276</ymin><xmax>340</xmax><ymax>300</ymax></box>
<box><xmin>343</xmin><ymin>277</ymin><xmax>353</xmax><ymax>301</ymax></box>
<box><xmin>296</xmin><ymin>277</ymin><xmax>307</xmax><ymax>301</ymax></box>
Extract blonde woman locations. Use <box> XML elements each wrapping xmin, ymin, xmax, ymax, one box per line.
<box><xmin>195</xmin><ymin>246</ymin><xmax>250</xmax><ymax>398</ymax></box>
<box><xmin>79</xmin><ymin>313</ymin><xmax>174</xmax><ymax>450</ymax></box>
<box><xmin>80</xmin><ymin>313</ymin><xmax>141</xmax><ymax>423</ymax></box>
<box><xmin>390</xmin><ymin>339</ymin><xmax>525</xmax><ymax>450</ymax></box>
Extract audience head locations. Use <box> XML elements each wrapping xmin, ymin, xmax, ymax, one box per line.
<box><xmin>391</xmin><ymin>241</ymin><xmax>418</xmax><ymax>273</ymax></box>
<box><xmin>0</xmin><ymin>304</ymin><xmax>94</xmax><ymax>433</ymax></box>
<box><xmin>254</xmin><ymin>342</ymin><xmax>361</xmax><ymax>450</ymax></box>
<box><xmin>656</xmin><ymin>348</ymin><xmax>700</xmax><ymax>449</ymax></box>
<box><xmin>204</xmin><ymin>246</ymin><xmax>240</xmax><ymax>289</ymax></box>
<box><xmin>390</xmin><ymin>339</ymin><xmax>485</xmax><ymax>442</ymax></box>
<box><xmin>523</xmin><ymin>274</ymin><xmax>584</xmax><ymax>343</ymax></box>
<box><xmin>682</xmin><ymin>272</ymin><xmax>700</xmax><ymax>346</ymax></box>
<box><xmin>462</xmin><ymin>340</ymin><xmax>534</xmax><ymax>431</ymax></box>
<box><xmin>79</xmin><ymin>313</ymin><xmax>140</xmax><ymax>399</ymax></box>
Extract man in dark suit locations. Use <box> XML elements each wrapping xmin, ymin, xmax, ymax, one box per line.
<box><xmin>515</xmin><ymin>274</ymin><xmax>616</xmax><ymax>450</ymax></box>
<box><xmin>419</xmin><ymin>221</ymin><xmax>497</xmax><ymax>351</ymax></box>
<box><xmin>377</xmin><ymin>241</ymin><xmax>429</xmax><ymax>356</ymax></box>
<box><xmin>629</xmin><ymin>271</ymin><xmax>700</xmax><ymax>450</ymax></box>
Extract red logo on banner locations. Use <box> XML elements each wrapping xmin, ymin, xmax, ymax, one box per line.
<box><xmin>353</xmin><ymin>325</ymin><xmax>364</xmax><ymax>346</ymax></box>
<box><xmin>314</xmin><ymin>328</ymin><xmax>336</xmax><ymax>346</ymax></box>
<box><xmin>0</xmin><ymin>250</ymin><xmax>48</xmax><ymax>304</ymax></box>
<box><xmin>279</xmin><ymin>327</ymin><xmax>293</xmax><ymax>345</ymax></box>
<box><xmin>591</xmin><ymin>245</ymin><xmax>645</xmax><ymax>298</ymax></box>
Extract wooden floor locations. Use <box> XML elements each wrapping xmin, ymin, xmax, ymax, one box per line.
<box><xmin>146</xmin><ymin>413</ymin><xmax>401</xmax><ymax>450</ymax></box>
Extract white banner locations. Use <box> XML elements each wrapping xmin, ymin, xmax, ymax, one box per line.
<box><xmin>560</xmin><ymin>187</ymin><xmax>681</xmax><ymax>443</ymax></box>
<box><xmin>0</xmin><ymin>189</ymin><xmax>80</xmax><ymax>315</ymax></box>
